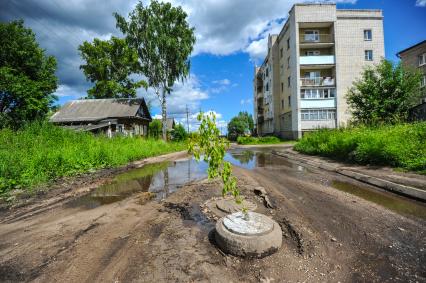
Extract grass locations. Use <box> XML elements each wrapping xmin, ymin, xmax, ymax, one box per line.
<box><xmin>294</xmin><ymin>122</ymin><xmax>426</xmax><ymax>174</ymax></box>
<box><xmin>237</xmin><ymin>136</ymin><xmax>292</xmax><ymax>145</ymax></box>
<box><xmin>0</xmin><ymin>122</ymin><xmax>186</xmax><ymax>197</ymax></box>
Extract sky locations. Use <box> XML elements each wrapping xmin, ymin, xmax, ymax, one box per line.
<box><xmin>1</xmin><ymin>0</ymin><xmax>425</xmax><ymax>131</ymax></box>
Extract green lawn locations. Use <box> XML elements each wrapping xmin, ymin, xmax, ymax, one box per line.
<box><xmin>0</xmin><ymin>122</ymin><xmax>186</xmax><ymax>197</ymax></box>
<box><xmin>294</xmin><ymin>122</ymin><xmax>426</xmax><ymax>174</ymax></box>
<box><xmin>236</xmin><ymin>136</ymin><xmax>294</xmax><ymax>145</ymax></box>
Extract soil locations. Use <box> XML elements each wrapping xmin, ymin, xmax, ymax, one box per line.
<box><xmin>0</xmin><ymin>148</ymin><xmax>425</xmax><ymax>282</ymax></box>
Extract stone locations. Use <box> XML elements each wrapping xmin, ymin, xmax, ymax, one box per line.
<box><xmin>216</xmin><ymin>198</ymin><xmax>257</xmax><ymax>214</ymax></box>
<box><xmin>215</xmin><ymin>212</ymin><xmax>282</xmax><ymax>258</ymax></box>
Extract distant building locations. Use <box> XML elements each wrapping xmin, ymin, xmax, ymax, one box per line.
<box><xmin>154</xmin><ymin>117</ymin><xmax>176</xmax><ymax>131</ymax></box>
<box><xmin>397</xmin><ymin>40</ymin><xmax>426</xmax><ymax>121</ymax></box>
<box><xmin>50</xmin><ymin>98</ymin><xmax>152</xmax><ymax>137</ymax></box>
<box><xmin>254</xmin><ymin>3</ymin><xmax>385</xmax><ymax>139</ymax></box>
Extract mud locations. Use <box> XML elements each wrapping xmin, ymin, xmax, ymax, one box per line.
<box><xmin>0</xmin><ymin>147</ymin><xmax>425</xmax><ymax>282</ymax></box>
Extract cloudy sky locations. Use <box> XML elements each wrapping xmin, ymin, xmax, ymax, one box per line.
<box><xmin>1</xmin><ymin>0</ymin><xmax>425</xmax><ymax>131</ymax></box>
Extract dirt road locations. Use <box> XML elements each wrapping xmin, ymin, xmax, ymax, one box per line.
<box><xmin>0</xmin><ymin>147</ymin><xmax>425</xmax><ymax>282</ymax></box>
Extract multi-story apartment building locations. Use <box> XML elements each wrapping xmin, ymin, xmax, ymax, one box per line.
<box><xmin>254</xmin><ymin>3</ymin><xmax>385</xmax><ymax>139</ymax></box>
<box><xmin>397</xmin><ymin>40</ymin><xmax>426</xmax><ymax>103</ymax></box>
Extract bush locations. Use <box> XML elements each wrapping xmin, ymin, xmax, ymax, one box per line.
<box><xmin>171</xmin><ymin>124</ymin><xmax>187</xmax><ymax>141</ymax></box>
<box><xmin>294</xmin><ymin>123</ymin><xmax>426</xmax><ymax>173</ymax></box>
<box><xmin>237</xmin><ymin>136</ymin><xmax>282</xmax><ymax>145</ymax></box>
<box><xmin>0</xmin><ymin>122</ymin><xmax>186</xmax><ymax>196</ymax></box>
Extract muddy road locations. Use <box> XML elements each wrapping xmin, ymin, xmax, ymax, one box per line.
<box><xmin>0</xmin><ymin>147</ymin><xmax>425</xmax><ymax>282</ymax></box>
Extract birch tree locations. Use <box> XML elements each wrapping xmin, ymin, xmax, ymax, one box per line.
<box><xmin>115</xmin><ymin>1</ymin><xmax>195</xmax><ymax>140</ymax></box>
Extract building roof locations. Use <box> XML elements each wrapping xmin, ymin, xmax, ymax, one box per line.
<box><xmin>397</xmin><ymin>40</ymin><xmax>426</xmax><ymax>57</ymax></box>
<box><xmin>50</xmin><ymin>98</ymin><xmax>152</xmax><ymax>123</ymax></box>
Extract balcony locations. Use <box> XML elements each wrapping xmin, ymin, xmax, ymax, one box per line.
<box><xmin>300</xmin><ymin>55</ymin><xmax>335</xmax><ymax>66</ymax></box>
<box><xmin>299</xmin><ymin>34</ymin><xmax>334</xmax><ymax>44</ymax></box>
<box><xmin>300</xmin><ymin>77</ymin><xmax>335</xmax><ymax>87</ymax></box>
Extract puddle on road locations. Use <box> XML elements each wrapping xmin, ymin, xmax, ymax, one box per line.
<box><xmin>331</xmin><ymin>180</ymin><xmax>426</xmax><ymax>220</ymax></box>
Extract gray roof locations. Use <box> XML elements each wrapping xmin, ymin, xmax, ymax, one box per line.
<box><xmin>50</xmin><ymin>98</ymin><xmax>151</xmax><ymax>123</ymax></box>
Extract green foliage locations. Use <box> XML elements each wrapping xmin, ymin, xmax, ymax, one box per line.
<box><xmin>294</xmin><ymin>123</ymin><xmax>426</xmax><ymax>173</ymax></box>
<box><xmin>0</xmin><ymin>20</ymin><xmax>58</xmax><ymax>129</ymax></box>
<box><xmin>148</xmin><ymin>119</ymin><xmax>163</xmax><ymax>139</ymax></box>
<box><xmin>0</xmin><ymin>122</ymin><xmax>186</xmax><ymax>196</ymax></box>
<box><xmin>79</xmin><ymin>37</ymin><xmax>147</xmax><ymax>98</ymax></box>
<box><xmin>227</xmin><ymin>111</ymin><xmax>254</xmax><ymax>141</ymax></box>
<box><xmin>347</xmin><ymin>59</ymin><xmax>423</xmax><ymax>125</ymax></box>
<box><xmin>189</xmin><ymin>113</ymin><xmax>241</xmax><ymax>202</ymax></box>
<box><xmin>115</xmin><ymin>0</ymin><xmax>196</xmax><ymax>140</ymax></box>
<box><xmin>171</xmin><ymin>124</ymin><xmax>188</xmax><ymax>141</ymax></box>
<box><xmin>237</xmin><ymin>136</ymin><xmax>283</xmax><ymax>145</ymax></box>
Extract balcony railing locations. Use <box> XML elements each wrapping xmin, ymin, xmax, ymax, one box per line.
<box><xmin>300</xmin><ymin>77</ymin><xmax>335</xmax><ymax>87</ymax></box>
<box><xmin>300</xmin><ymin>55</ymin><xmax>335</xmax><ymax>65</ymax></box>
<box><xmin>299</xmin><ymin>34</ymin><xmax>333</xmax><ymax>44</ymax></box>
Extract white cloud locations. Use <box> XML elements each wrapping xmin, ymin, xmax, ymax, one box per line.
<box><xmin>212</xmin><ymin>78</ymin><xmax>231</xmax><ymax>85</ymax></box>
<box><xmin>416</xmin><ymin>0</ymin><xmax>426</xmax><ymax>6</ymax></box>
<box><xmin>55</xmin><ymin>84</ymin><xmax>85</xmax><ymax>98</ymax></box>
<box><xmin>174</xmin><ymin>110</ymin><xmax>227</xmax><ymax>133</ymax></box>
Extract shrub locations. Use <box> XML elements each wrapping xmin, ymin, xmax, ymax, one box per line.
<box><xmin>171</xmin><ymin>124</ymin><xmax>187</xmax><ymax>141</ymax></box>
<box><xmin>294</xmin><ymin>123</ymin><xmax>426</xmax><ymax>173</ymax></box>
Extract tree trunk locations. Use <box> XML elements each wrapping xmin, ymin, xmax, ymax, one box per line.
<box><xmin>161</xmin><ymin>87</ymin><xmax>167</xmax><ymax>141</ymax></box>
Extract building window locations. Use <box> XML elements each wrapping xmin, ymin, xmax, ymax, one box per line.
<box><xmin>281</xmin><ymin>99</ymin><xmax>284</xmax><ymax>109</ymax></box>
<box><xmin>304</xmin><ymin>30</ymin><xmax>319</xmax><ymax>42</ymax></box>
<box><xmin>118</xmin><ymin>124</ymin><xmax>124</xmax><ymax>133</ymax></box>
<box><xmin>365</xmin><ymin>50</ymin><xmax>373</xmax><ymax>61</ymax></box>
<box><xmin>280</xmin><ymin>48</ymin><xmax>283</xmax><ymax>58</ymax></box>
<box><xmin>419</xmin><ymin>53</ymin><xmax>426</xmax><ymax>66</ymax></box>
<box><xmin>421</xmin><ymin>75</ymin><xmax>426</xmax><ymax>88</ymax></box>
<box><xmin>265</xmin><ymin>68</ymin><xmax>269</xmax><ymax>77</ymax></box>
<box><xmin>287</xmin><ymin>38</ymin><xmax>290</xmax><ymax>50</ymax></box>
<box><xmin>265</xmin><ymin>82</ymin><xmax>269</xmax><ymax>92</ymax></box>
<box><xmin>281</xmin><ymin>83</ymin><xmax>284</xmax><ymax>92</ymax></box>
<box><xmin>288</xmin><ymin>96</ymin><xmax>291</xmax><ymax>107</ymax></box>
<box><xmin>364</xmin><ymin>29</ymin><xmax>372</xmax><ymax>41</ymax></box>
<box><xmin>288</xmin><ymin>76</ymin><xmax>291</xmax><ymax>87</ymax></box>
<box><xmin>287</xmin><ymin>57</ymin><xmax>290</xmax><ymax>68</ymax></box>
<box><xmin>301</xmin><ymin>109</ymin><xmax>336</xmax><ymax>121</ymax></box>
<box><xmin>306</xmin><ymin>50</ymin><xmax>320</xmax><ymax>56</ymax></box>
<box><xmin>301</xmin><ymin>89</ymin><xmax>336</xmax><ymax>99</ymax></box>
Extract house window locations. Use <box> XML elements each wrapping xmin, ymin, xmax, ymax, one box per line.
<box><xmin>118</xmin><ymin>124</ymin><xmax>124</xmax><ymax>133</ymax></box>
<box><xmin>301</xmin><ymin>109</ymin><xmax>336</xmax><ymax>120</ymax></box>
<box><xmin>287</xmin><ymin>38</ymin><xmax>290</xmax><ymax>50</ymax></box>
<box><xmin>364</xmin><ymin>29</ymin><xmax>372</xmax><ymax>41</ymax></box>
<box><xmin>266</xmin><ymin>82</ymin><xmax>269</xmax><ymax>92</ymax></box>
<box><xmin>287</xmin><ymin>57</ymin><xmax>290</xmax><ymax>68</ymax></box>
<box><xmin>419</xmin><ymin>53</ymin><xmax>426</xmax><ymax>66</ymax></box>
<box><xmin>280</xmin><ymin>48</ymin><xmax>283</xmax><ymax>58</ymax></box>
<box><xmin>288</xmin><ymin>96</ymin><xmax>291</xmax><ymax>107</ymax></box>
<box><xmin>304</xmin><ymin>30</ymin><xmax>319</xmax><ymax>42</ymax></box>
<box><xmin>288</xmin><ymin>76</ymin><xmax>291</xmax><ymax>88</ymax></box>
<box><xmin>365</xmin><ymin>50</ymin><xmax>373</xmax><ymax>61</ymax></box>
<box><xmin>281</xmin><ymin>83</ymin><xmax>284</xmax><ymax>92</ymax></box>
<box><xmin>265</xmin><ymin>68</ymin><xmax>269</xmax><ymax>77</ymax></box>
<box><xmin>281</xmin><ymin>100</ymin><xmax>284</xmax><ymax>109</ymax></box>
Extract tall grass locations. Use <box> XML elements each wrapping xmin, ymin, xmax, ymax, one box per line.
<box><xmin>0</xmin><ymin>122</ymin><xmax>186</xmax><ymax>195</ymax></box>
<box><xmin>294</xmin><ymin>122</ymin><xmax>426</xmax><ymax>173</ymax></box>
<box><xmin>237</xmin><ymin>136</ymin><xmax>284</xmax><ymax>145</ymax></box>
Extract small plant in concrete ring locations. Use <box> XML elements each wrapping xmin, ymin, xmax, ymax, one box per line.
<box><xmin>189</xmin><ymin>112</ymin><xmax>247</xmax><ymax>213</ymax></box>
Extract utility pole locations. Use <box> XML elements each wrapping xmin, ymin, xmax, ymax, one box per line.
<box><xmin>185</xmin><ymin>104</ymin><xmax>190</xmax><ymax>133</ymax></box>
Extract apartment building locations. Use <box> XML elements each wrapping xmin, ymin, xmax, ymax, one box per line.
<box><xmin>397</xmin><ymin>40</ymin><xmax>426</xmax><ymax>102</ymax></box>
<box><xmin>254</xmin><ymin>3</ymin><xmax>384</xmax><ymax>139</ymax></box>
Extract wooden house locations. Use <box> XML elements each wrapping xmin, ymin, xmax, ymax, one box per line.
<box><xmin>50</xmin><ymin>98</ymin><xmax>152</xmax><ymax>137</ymax></box>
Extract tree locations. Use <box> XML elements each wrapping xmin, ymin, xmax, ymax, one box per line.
<box><xmin>115</xmin><ymin>1</ymin><xmax>196</xmax><ymax>140</ymax></box>
<box><xmin>347</xmin><ymin>59</ymin><xmax>422</xmax><ymax>125</ymax></box>
<box><xmin>171</xmin><ymin>124</ymin><xmax>187</xmax><ymax>141</ymax></box>
<box><xmin>227</xmin><ymin>111</ymin><xmax>254</xmax><ymax>141</ymax></box>
<box><xmin>79</xmin><ymin>37</ymin><xmax>146</xmax><ymax>98</ymax></box>
<box><xmin>0</xmin><ymin>20</ymin><xmax>58</xmax><ymax>129</ymax></box>
<box><xmin>149</xmin><ymin>119</ymin><xmax>162</xmax><ymax>139</ymax></box>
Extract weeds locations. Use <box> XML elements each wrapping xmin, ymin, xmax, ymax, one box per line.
<box><xmin>0</xmin><ymin>122</ymin><xmax>186</xmax><ymax>195</ymax></box>
<box><xmin>294</xmin><ymin>122</ymin><xmax>426</xmax><ymax>173</ymax></box>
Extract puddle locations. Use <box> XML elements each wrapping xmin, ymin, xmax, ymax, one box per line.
<box><xmin>331</xmin><ymin>180</ymin><xmax>426</xmax><ymax>220</ymax></box>
<box><xmin>67</xmin><ymin>159</ymin><xmax>208</xmax><ymax>209</ymax></box>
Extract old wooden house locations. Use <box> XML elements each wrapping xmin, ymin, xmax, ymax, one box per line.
<box><xmin>50</xmin><ymin>98</ymin><xmax>152</xmax><ymax>137</ymax></box>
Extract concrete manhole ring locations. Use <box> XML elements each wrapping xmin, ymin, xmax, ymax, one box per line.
<box><xmin>215</xmin><ymin>212</ymin><xmax>282</xmax><ymax>258</ymax></box>
<box><xmin>215</xmin><ymin>197</ymin><xmax>257</xmax><ymax>213</ymax></box>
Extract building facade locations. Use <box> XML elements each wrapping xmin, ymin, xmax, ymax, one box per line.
<box><xmin>397</xmin><ymin>40</ymin><xmax>426</xmax><ymax>121</ymax></box>
<box><xmin>254</xmin><ymin>3</ymin><xmax>385</xmax><ymax>139</ymax></box>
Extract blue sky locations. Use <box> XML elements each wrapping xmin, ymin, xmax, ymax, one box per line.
<box><xmin>1</xmin><ymin>0</ymin><xmax>425</xmax><ymax>130</ymax></box>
